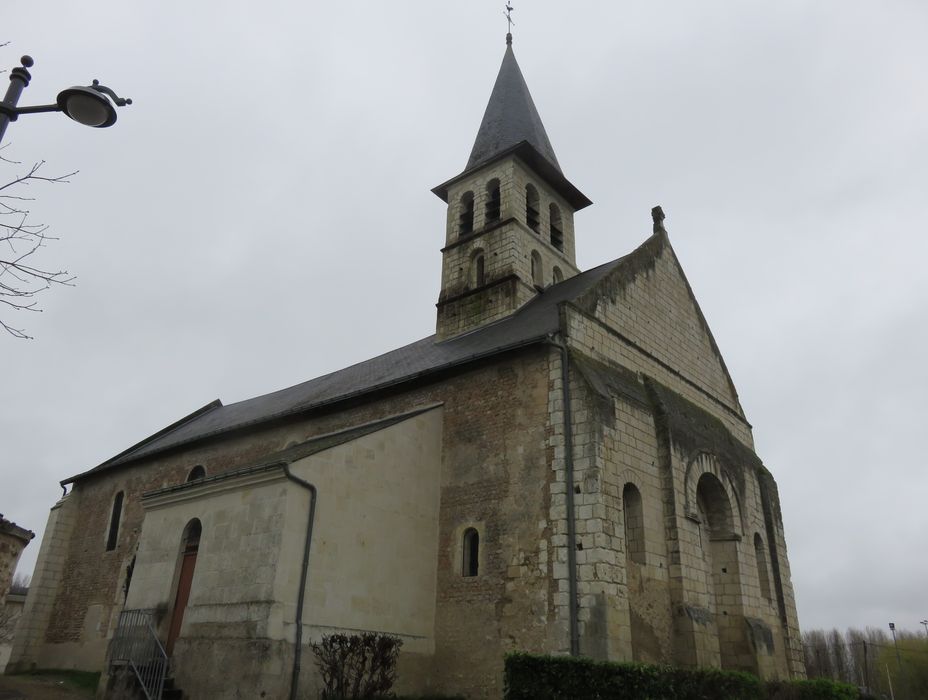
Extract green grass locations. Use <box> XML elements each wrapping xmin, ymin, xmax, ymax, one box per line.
<box><xmin>13</xmin><ymin>668</ymin><xmax>101</xmax><ymax>692</ymax></box>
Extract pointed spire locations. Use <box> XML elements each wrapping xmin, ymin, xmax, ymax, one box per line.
<box><xmin>465</xmin><ymin>38</ymin><xmax>561</xmax><ymax>173</ymax></box>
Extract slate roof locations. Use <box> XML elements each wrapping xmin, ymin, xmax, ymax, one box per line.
<box><xmin>64</xmin><ymin>253</ymin><xmax>629</xmax><ymax>484</ymax></box>
<box><xmin>431</xmin><ymin>38</ymin><xmax>592</xmax><ymax>211</ymax></box>
<box><xmin>141</xmin><ymin>406</ymin><xmax>439</xmax><ymax>500</ymax></box>
<box><xmin>466</xmin><ymin>38</ymin><xmax>561</xmax><ymax>174</ymax></box>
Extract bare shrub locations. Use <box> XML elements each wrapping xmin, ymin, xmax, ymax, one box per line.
<box><xmin>310</xmin><ymin>632</ymin><xmax>403</xmax><ymax>699</ymax></box>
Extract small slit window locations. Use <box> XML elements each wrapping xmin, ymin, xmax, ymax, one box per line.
<box><xmin>623</xmin><ymin>483</ymin><xmax>646</xmax><ymax>564</ymax></box>
<box><xmin>525</xmin><ymin>184</ymin><xmax>540</xmax><ymax>232</ymax></box>
<box><xmin>754</xmin><ymin>533</ymin><xmax>772</xmax><ymax>601</ymax></box>
<box><xmin>549</xmin><ymin>203</ymin><xmax>564</xmax><ymax>251</ymax></box>
<box><xmin>106</xmin><ymin>491</ymin><xmax>124</xmax><ymax>551</ymax></box>
<box><xmin>187</xmin><ymin>465</ymin><xmax>206</xmax><ymax>482</ymax></box>
<box><xmin>472</xmin><ymin>252</ymin><xmax>486</xmax><ymax>287</ymax></box>
<box><xmin>485</xmin><ymin>179</ymin><xmax>501</xmax><ymax>223</ymax></box>
<box><xmin>462</xmin><ymin>528</ymin><xmax>479</xmax><ymax>577</ymax></box>
<box><xmin>531</xmin><ymin>250</ymin><xmax>543</xmax><ymax>288</ymax></box>
<box><xmin>459</xmin><ymin>191</ymin><xmax>474</xmax><ymax>236</ymax></box>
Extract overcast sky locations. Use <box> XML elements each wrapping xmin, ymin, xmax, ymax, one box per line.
<box><xmin>3</xmin><ymin>2</ymin><xmax>926</xmax><ymax>636</ymax></box>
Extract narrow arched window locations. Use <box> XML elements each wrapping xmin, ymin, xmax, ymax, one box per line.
<box><xmin>525</xmin><ymin>184</ymin><xmax>540</xmax><ymax>232</ymax></box>
<box><xmin>531</xmin><ymin>250</ymin><xmax>543</xmax><ymax>288</ymax></box>
<box><xmin>187</xmin><ymin>465</ymin><xmax>206</xmax><ymax>482</ymax></box>
<box><xmin>549</xmin><ymin>204</ymin><xmax>564</xmax><ymax>251</ymax></box>
<box><xmin>459</xmin><ymin>191</ymin><xmax>474</xmax><ymax>236</ymax></box>
<box><xmin>485</xmin><ymin>179</ymin><xmax>501</xmax><ymax>223</ymax></box>
<box><xmin>552</xmin><ymin>266</ymin><xmax>563</xmax><ymax>284</ymax></box>
<box><xmin>107</xmin><ymin>491</ymin><xmax>124</xmax><ymax>551</ymax></box>
<box><xmin>754</xmin><ymin>533</ymin><xmax>772</xmax><ymax>600</ymax></box>
<box><xmin>473</xmin><ymin>253</ymin><xmax>486</xmax><ymax>287</ymax></box>
<box><xmin>623</xmin><ymin>483</ymin><xmax>646</xmax><ymax>564</ymax></box>
<box><xmin>183</xmin><ymin>519</ymin><xmax>202</xmax><ymax>553</ymax></box>
<box><xmin>462</xmin><ymin>528</ymin><xmax>479</xmax><ymax>577</ymax></box>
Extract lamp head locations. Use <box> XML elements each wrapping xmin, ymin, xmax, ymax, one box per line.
<box><xmin>56</xmin><ymin>80</ymin><xmax>132</xmax><ymax>128</ymax></box>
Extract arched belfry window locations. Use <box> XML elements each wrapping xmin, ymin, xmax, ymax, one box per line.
<box><xmin>531</xmin><ymin>250</ymin><xmax>543</xmax><ymax>288</ymax></box>
<box><xmin>106</xmin><ymin>491</ymin><xmax>124</xmax><ymax>551</ymax></box>
<box><xmin>462</xmin><ymin>528</ymin><xmax>479</xmax><ymax>577</ymax></box>
<box><xmin>459</xmin><ymin>191</ymin><xmax>474</xmax><ymax>236</ymax></box>
<box><xmin>485</xmin><ymin>179</ymin><xmax>501</xmax><ymax>223</ymax></box>
<box><xmin>471</xmin><ymin>249</ymin><xmax>486</xmax><ymax>287</ymax></box>
<box><xmin>552</xmin><ymin>266</ymin><xmax>563</xmax><ymax>284</ymax></box>
<box><xmin>525</xmin><ymin>184</ymin><xmax>540</xmax><ymax>232</ymax></box>
<box><xmin>187</xmin><ymin>465</ymin><xmax>206</xmax><ymax>482</ymax></box>
<box><xmin>754</xmin><ymin>533</ymin><xmax>772</xmax><ymax>601</ymax></box>
<box><xmin>549</xmin><ymin>204</ymin><xmax>564</xmax><ymax>251</ymax></box>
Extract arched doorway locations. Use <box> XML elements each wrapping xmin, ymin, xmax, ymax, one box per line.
<box><xmin>166</xmin><ymin>518</ymin><xmax>201</xmax><ymax>656</ymax></box>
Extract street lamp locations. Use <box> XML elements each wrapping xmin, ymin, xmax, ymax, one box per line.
<box><xmin>0</xmin><ymin>55</ymin><xmax>131</xmax><ymax>144</ymax></box>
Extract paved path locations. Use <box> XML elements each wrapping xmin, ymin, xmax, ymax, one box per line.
<box><xmin>0</xmin><ymin>675</ymin><xmax>93</xmax><ymax>700</ymax></box>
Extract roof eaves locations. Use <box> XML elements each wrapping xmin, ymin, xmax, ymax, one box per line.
<box><xmin>141</xmin><ymin>404</ymin><xmax>442</xmax><ymax>500</ymax></box>
<box><xmin>432</xmin><ymin>141</ymin><xmax>592</xmax><ymax>210</ymax></box>
<box><xmin>62</xmin><ymin>399</ymin><xmax>223</xmax><ymax>486</ymax></box>
<box><xmin>87</xmin><ymin>334</ymin><xmax>551</xmax><ymax>474</ymax></box>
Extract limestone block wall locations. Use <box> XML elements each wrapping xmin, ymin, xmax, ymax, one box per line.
<box><xmin>443</xmin><ymin>157</ymin><xmax>577</xmax><ymax>263</ymax></box>
<box><xmin>437</xmin><ymin>156</ymin><xmax>580</xmax><ymax>338</ymax></box>
<box><xmin>577</xmin><ymin>236</ymin><xmax>741</xmax><ymax>413</ymax></box>
<box><xmin>599</xmin><ymin>393</ymin><xmax>673</xmax><ymax>664</ymax></box>
<box><xmin>6</xmin><ymin>497</ymin><xmax>75</xmax><ymax>672</ymax></box>
<box><xmin>555</xmin><ymin>342</ymin><xmax>800</xmax><ymax>678</ymax></box>
<box><xmin>549</xmin><ymin>232</ymin><xmax>803</xmax><ymax>679</ymax></box>
<box><xmin>564</xmin><ymin>303</ymin><xmax>752</xmax><ymax>450</ymax></box>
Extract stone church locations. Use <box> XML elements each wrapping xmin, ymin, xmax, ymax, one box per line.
<box><xmin>8</xmin><ymin>33</ymin><xmax>804</xmax><ymax>699</ymax></box>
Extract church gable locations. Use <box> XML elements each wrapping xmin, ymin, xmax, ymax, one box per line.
<box><xmin>573</xmin><ymin>228</ymin><xmax>744</xmax><ymax>418</ymax></box>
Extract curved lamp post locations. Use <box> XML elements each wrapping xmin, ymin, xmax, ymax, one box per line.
<box><xmin>0</xmin><ymin>55</ymin><xmax>131</xmax><ymax>144</ymax></box>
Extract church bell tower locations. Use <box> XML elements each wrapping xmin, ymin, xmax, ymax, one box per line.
<box><xmin>432</xmin><ymin>33</ymin><xmax>592</xmax><ymax>340</ymax></box>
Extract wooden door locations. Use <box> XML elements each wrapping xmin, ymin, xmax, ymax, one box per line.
<box><xmin>166</xmin><ymin>550</ymin><xmax>197</xmax><ymax>656</ymax></box>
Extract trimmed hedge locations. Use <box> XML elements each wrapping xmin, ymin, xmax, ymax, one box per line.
<box><xmin>504</xmin><ymin>653</ymin><xmax>860</xmax><ymax>700</ymax></box>
<box><xmin>766</xmin><ymin>679</ymin><xmax>858</xmax><ymax>700</ymax></box>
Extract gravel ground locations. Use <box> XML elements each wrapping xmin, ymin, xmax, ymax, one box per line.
<box><xmin>0</xmin><ymin>674</ymin><xmax>94</xmax><ymax>700</ymax></box>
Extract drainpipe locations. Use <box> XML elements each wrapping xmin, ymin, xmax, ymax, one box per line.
<box><xmin>546</xmin><ymin>334</ymin><xmax>580</xmax><ymax>656</ymax></box>
<box><xmin>281</xmin><ymin>464</ymin><xmax>318</xmax><ymax>700</ymax></box>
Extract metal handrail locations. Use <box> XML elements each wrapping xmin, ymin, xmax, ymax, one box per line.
<box><xmin>110</xmin><ymin>609</ymin><xmax>167</xmax><ymax>700</ymax></box>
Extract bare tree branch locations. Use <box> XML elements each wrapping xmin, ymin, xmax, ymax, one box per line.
<box><xmin>0</xmin><ymin>159</ymin><xmax>77</xmax><ymax>339</ymax></box>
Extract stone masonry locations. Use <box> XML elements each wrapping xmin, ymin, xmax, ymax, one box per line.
<box><xmin>0</xmin><ymin>516</ymin><xmax>33</xmax><ymax>607</ymax></box>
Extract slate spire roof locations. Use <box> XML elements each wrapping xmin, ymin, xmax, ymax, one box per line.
<box><xmin>432</xmin><ymin>34</ymin><xmax>591</xmax><ymax>210</ymax></box>
<box><xmin>466</xmin><ymin>34</ymin><xmax>561</xmax><ymax>174</ymax></box>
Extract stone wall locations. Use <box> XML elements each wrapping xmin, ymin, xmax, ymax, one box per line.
<box><xmin>0</xmin><ymin>516</ymin><xmax>33</xmax><ymax>607</ymax></box>
<box><xmin>13</xmin><ymin>347</ymin><xmax>558</xmax><ymax>699</ymax></box>
<box><xmin>437</xmin><ymin>156</ymin><xmax>580</xmax><ymax>339</ymax></box>
<box><xmin>549</xmin><ymin>235</ymin><xmax>804</xmax><ymax>679</ymax></box>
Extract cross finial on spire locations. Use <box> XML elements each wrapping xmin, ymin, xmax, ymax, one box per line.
<box><xmin>504</xmin><ymin>2</ymin><xmax>515</xmax><ymax>44</ymax></box>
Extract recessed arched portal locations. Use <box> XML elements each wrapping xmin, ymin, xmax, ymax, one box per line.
<box><xmin>166</xmin><ymin>518</ymin><xmax>201</xmax><ymax>656</ymax></box>
<box><xmin>696</xmin><ymin>472</ymin><xmax>750</xmax><ymax>672</ymax></box>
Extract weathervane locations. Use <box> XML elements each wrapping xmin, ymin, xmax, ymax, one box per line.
<box><xmin>504</xmin><ymin>3</ymin><xmax>515</xmax><ymax>39</ymax></box>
